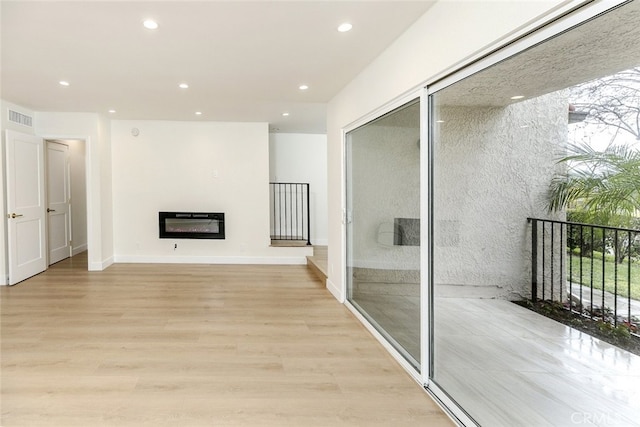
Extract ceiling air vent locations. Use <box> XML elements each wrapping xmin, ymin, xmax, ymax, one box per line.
<box><xmin>8</xmin><ymin>109</ymin><xmax>33</xmax><ymax>127</ymax></box>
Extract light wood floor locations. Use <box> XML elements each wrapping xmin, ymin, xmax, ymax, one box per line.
<box><xmin>0</xmin><ymin>253</ymin><xmax>453</xmax><ymax>427</ymax></box>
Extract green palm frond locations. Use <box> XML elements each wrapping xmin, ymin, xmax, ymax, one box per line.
<box><xmin>548</xmin><ymin>142</ymin><xmax>640</xmax><ymax>221</ymax></box>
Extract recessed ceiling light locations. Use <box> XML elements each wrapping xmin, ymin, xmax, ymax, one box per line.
<box><xmin>108</xmin><ymin>109</ymin><xmax>116</xmax><ymax>114</ymax></box>
<box><xmin>179</xmin><ymin>83</ymin><xmax>189</xmax><ymax>89</ymax></box>
<box><xmin>282</xmin><ymin>112</ymin><xmax>290</xmax><ymax>117</ymax></box>
<box><xmin>143</xmin><ymin>19</ymin><xmax>159</xmax><ymax>30</ymax></box>
<box><xmin>59</xmin><ymin>81</ymin><xmax>70</xmax><ymax>86</ymax></box>
<box><xmin>436</xmin><ymin>120</ymin><xmax>445</xmax><ymax>123</ymax></box>
<box><xmin>510</xmin><ymin>95</ymin><xmax>525</xmax><ymax>100</ymax></box>
<box><xmin>195</xmin><ymin>111</ymin><xmax>202</xmax><ymax>115</ymax></box>
<box><xmin>338</xmin><ymin>23</ymin><xmax>353</xmax><ymax>32</ymax></box>
<box><xmin>299</xmin><ymin>84</ymin><xmax>309</xmax><ymax>90</ymax></box>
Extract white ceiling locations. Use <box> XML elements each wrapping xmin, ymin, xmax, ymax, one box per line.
<box><xmin>0</xmin><ymin>0</ymin><xmax>435</xmax><ymax>134</ymax></box>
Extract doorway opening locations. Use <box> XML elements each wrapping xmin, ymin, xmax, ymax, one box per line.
<box><xmin>45</xmin><ymin>139</ymin><xmax>88</xmax><ymax>265</ymax></box>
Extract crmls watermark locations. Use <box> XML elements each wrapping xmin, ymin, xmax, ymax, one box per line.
<box><xmin>571</xmin><ymin>411</ymin><xmax>623</xmax><ymax>425</ymax></box>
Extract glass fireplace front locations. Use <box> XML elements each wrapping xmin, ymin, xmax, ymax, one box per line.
<box><xmin>159</xmin><ymin>212</ymin><xmax>225</xmax><ymax>239</ymax></box>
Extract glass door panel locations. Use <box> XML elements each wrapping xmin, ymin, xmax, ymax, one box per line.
<box><xmin>429</xmin><ymin>2</ymin><xmax>640</xmax><ymax>425</ymax></box>
<box><xmin>346</xmin><ymin>98</ymin><xmax>421</xmax><ymax>370</ymax></box>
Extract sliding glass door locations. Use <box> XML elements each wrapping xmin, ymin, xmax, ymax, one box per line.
<box><xmin>428</xmin><ymin>2</ymin><xmax>640</xmax><ymax>425</ymax></box>
<box><xmin>345</xmin><ymin>98</ymin><xmax>421</xmax><ymax>370</ymax></box>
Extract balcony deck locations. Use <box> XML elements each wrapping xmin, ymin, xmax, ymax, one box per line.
<box><xmin>435</xmin><ymin>297</ymin><xmax>640</xmax><ymax>426</ymax></box>
<box><xmin>352</xmin><ymin>282</ymin><xmax>640</xmax><ymax>426</ymax></box>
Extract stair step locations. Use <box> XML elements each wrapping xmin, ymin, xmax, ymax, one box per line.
<box><xmin>306</xmin><ymin>246</ymin><xmax>327</xmax><ymax>282</ymax></box>
<box><xmin>270</xmin><ymin>240</ymin><xmax>310</xmax><ymax>247</ymax></box>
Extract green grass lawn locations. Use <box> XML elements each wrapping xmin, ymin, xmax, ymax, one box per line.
<box><xmin>568</xmin><ymin>255</ymin><xmax>640</xmax><ymax>301</ymax></box>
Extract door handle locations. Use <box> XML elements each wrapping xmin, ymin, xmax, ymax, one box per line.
<box><xmin>9</xmin><ymin>213</ymin><xmax>23</xmax><ymax>219</ymax></box>
<box><xmin>47</xmin><ymin>208</ymin><xmax>56</xmax><ymax>213</ymax></box>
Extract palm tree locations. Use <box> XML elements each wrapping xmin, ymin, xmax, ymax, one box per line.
<box><xmin>548</xmin><ymin>142</ymin><xmax>640</xmax><ymax>263</ymax></box>
<box><xmin>548</xmin><ymin>141</ymin><xmax>640</xmax><ymax>222</ymax></box>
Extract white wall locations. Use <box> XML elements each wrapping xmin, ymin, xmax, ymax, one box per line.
<box><xmin>269</xmin><ymin>133</ymin><xmax>327</xmax><ymax>245</ymax></box>
<box><xmin>0</xmin><ymin>100</ymin><xmax>37</xmax><ymax>283</ymax></box>
<box><xmin>1</xmin><ymin>100</ymin><xmax>36</xmax><ymax>136</ymax></box>
<box><xmin>36</xmin><ymin>112</ymin><xmax>114</xmax><ymax>271</ymax></box>
<box><xmin>112</xmin><ymin>120</ymin><xmax>311</xmax><ymax>264</ymax></box>
<box><xmin>67</xmin><ymin>139</ymin><xmax>88</xmax><ymax>255</ymax></box>
<box><xmin>326</xmin><ymin>0</ymin><xmax>564</xmax><ymax>301</ymax></box>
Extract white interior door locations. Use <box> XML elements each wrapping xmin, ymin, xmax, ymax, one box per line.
<box><xmin>5</xmin><ymin>130</ymin><xmax>47</xmax><ymax>285</ymax></box>
<box><xmin>47</xmin><ymin>141</ymin><xmax>71</xmax><ymax>265</ymax></box>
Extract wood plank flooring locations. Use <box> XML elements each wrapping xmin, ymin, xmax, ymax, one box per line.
<box><xmin>0</xmin><ymin>253</ymin><xmax>453</xmax><ymax>427</ymax></box>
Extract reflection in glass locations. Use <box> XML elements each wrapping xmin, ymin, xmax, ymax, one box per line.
<box><xmin>430</xmin><ymin>1</ymin><xmax>640</xmax><ymax>425</ymax></box>
<box><xmin>346</xmin><ymin>99</ymin><xmax>421</xmax><ymax>369</ymax></box>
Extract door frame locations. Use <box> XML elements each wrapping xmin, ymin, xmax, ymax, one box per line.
<box><xmin>1</xmin><ymin>132</ymin><xmax>91</xmax><ymax>285</ymax></box>
<box><xmin>45</xmin><ymin>140</ymin><xmax>72</xmax><ymax>264</ymax></box>
<box><xmin>341</xmin><ymin>89</ymin><xmax>425</xmax><ymax>384</ymax></box>
<box><xmin>41</xmin><ymin>136</ymin><xmax>89</xmax><ymax>262</ymax></box>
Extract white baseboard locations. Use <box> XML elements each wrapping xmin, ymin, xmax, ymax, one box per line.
<box><xmin>112</xmin><ymin>255</ymin><xmax>308</xmax><ymax>265</ymax></box>
<box><xmin>89</xmin><ymin>256</ymin><xmax>113</xmax><ymax>271</ymax></box>
<box><xmin>326</xmin><ymin>278</ymin><xmax>344</xmax><ymax>302</ymax></box>
<box><xmin>72</xmin><ymin>244</ymin><xmax>88</xmax><ymax>256</ymax></box>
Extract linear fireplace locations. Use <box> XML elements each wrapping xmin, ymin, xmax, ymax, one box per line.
<box><xmin>159</xmin><ymin>212</ymin><xmax>225</xmax><ymax>239</ymax></box>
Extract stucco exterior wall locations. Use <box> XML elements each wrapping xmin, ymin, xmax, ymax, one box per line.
<box><xmin>432</xmin><ymin>92</ymin><xmax>568</xmax><ymax>299</ymax></box>
<box><xmin>348</xmin><ymin>103</ymin><xmax>420</xmax><ymax>271</ymax></box>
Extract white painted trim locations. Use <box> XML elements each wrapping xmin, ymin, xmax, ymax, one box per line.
<box><xmin>343</xmin><ymin>91</ymin><xmax>422</xmax><ymax>137</ymax></box>
<box><xmin>112</xmin><ymin>255</ymin><xmax>308</xmax><ymax>265</ymax></box>
<box><xmin>420</xmin><ymin>86</ymin><xmax>431</xmax><ymax>387</ymax></box>
<box><xmin>72</xmin><ymin>244</ymin><xmax>87</xmax><ymax>256</ymax></box>
<box><xmin>341</xmin><ymin>127</ymin><xmax>348</xmax><ymax>304</ymax></box>
<box><xmin>312</xmin><ymin>238</ymin><xmax>328</xmax><ymax>246</ymax></box>
<box><xmin>89</xmin><ymin>256</ymin><xmax>113</xmax><ymax>271</ymax></box>
<box><xmin>326</xmin><ymin>277</ymin><xmax>343</xmax><ymax>302</ymax></box>
<box><xmin>40</xmin><ymin>133</ymin><xmax>93</xmax><ymax>272</ymax></box>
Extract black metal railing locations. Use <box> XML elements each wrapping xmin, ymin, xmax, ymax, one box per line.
<box><xmin>269</xmin><ymin>182</ymin><xmax>311</xmax><ymax>245</ymax></box>
<box><xmin>528</xmin><ymin>217</ymin><xmax>639</xmax><ymax>337</ymax></box>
